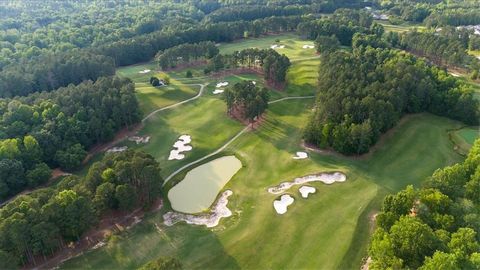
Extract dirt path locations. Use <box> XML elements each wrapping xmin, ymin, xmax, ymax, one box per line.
<box><xmin>163</xmin><ymin>95</ymin><xmax>315</xmax><ymax>185</ymax></box>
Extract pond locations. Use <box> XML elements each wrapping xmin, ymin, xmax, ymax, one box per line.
<box><xmin>168</xmin><ymin>155</ymin><xmax>242</xmax><ymax>214</ymax></box>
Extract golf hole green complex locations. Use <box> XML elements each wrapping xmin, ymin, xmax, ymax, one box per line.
<box><xmin>168</xmin><ymin>155</ymin><xmax>242</xmax><ymax>214</ymax></box>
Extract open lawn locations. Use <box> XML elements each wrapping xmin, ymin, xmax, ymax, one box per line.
<box><xmin>60</xmin><ymin>34</ymin><xmax>465</xmax><ymax>270</ymax></box>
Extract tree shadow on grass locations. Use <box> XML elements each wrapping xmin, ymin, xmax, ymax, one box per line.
<box><xmin>60</xmin><ymin>210</ymin><xmax>240</xmax><ymax>270</ymax></box>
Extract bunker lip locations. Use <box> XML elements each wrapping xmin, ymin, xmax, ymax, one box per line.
<box><xmin>163</xmin><ymin>190</ymin><xmax>233</xmax><ymax>228</ymax></box>
<box><xmin>273</xmin><ymin>194</ymin><xmax>294</xmax><ymax>214</ymax></box>
<box><xmin>268</xmin><ymin>172</ymin><xmax>346</xmax><ymax>194</ymax></box>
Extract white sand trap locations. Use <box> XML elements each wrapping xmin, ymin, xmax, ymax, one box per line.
<box><xmin>273</xmin><ymin>194</ymin><xmax>294</xmax><ymax>214</ymax></box>
<box><xmin>216</xmin><ymin>82</ymin><xmax>229</xmax><ymax>88</ymax></box>
<box><xmin>293</xmin><ymin>151</ymin><xmax>308</xmax><ymax>160</ymax></box>
<box><xmin>168</xmin><ymin>135</ymin><xmax>192</xmax><ymax>160</ymax></box>
<box><xmin>268</xmin><ymin>172</ymin><xmax>346</xmax><ymax>194</ymax></box>
<box><xmin>213</xmin><ymin>89</ymin><xmax>224</xmax><ymax>94</ymax></box>
<box><xmin>106</xmin><ymin>146</ymin><xmax>128</xmax><ymax>153</ymax></box>
<box><xmin>252</xmin><ymin>81</ymin><xmax>256</xmax><ymax>85</ymax></box>
<box><xmin>450</xmin><ymin>72</ymin><xmax>461</xmax><ymax>77</ymax></box>
<box><xmin>302</xmin><ymin>45</ymin><xmax>315</xmax><ymax>49</ymax></box>
<box><xmin>270</xmin><ymin>44</ymin><xmax>285</xmax><ymax>49</ymax></box>
<box><xmin>128</xmin><ymin>136</ymin><xmax>150</xmax><ymax>144</ymax></box>
<box><xmin>138</xmin><ymin>69</ymin><xmax>151</xmax><ymax>74</ymax></box>
<box><xmin>299</xmin><ymin>186</ymin><xmax>316</xmax><ymax>198</ymax></box>
<box><xmin>163</xmin><ymin>190</ymin><xmax>233</xmax><ymax>228</ymax></box>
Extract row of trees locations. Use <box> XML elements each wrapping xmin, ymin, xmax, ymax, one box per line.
<box><xmin>204</xmin><ymin>5</ymin><xmax>309</xmax><ymax>23</ymax></box>
<box><xmin>0</xmin><ymin>150</ymin><xmax>163</xmax><ymax>268</ymax></box>
<box><xmin>425</xmin><ymin>9</ymin><xmax>480</xmax><ymax>27</ymax></box>
<box><xmin>304</xmin><ymin>44</ymin><xmax>479</xmax><ymax>155</ymax></box>
<box><xmin>155</xmin><ymin>41</ymin><xmax>219</xmax><ymax>70</ymax></box>
<box><xmin>369</xmin><ymin>139</ymin><xmax>480</xmax><ymax>269</ymax></box>
<box><xmin>398</xmin><ymin>30</ymin><xmax>474</xmax><ymax>67</ymax></box>
<box><xmin>206</xmin><ymin>48</ymin><xmax>291</xmax><ymax>85</ymax></box>
<box><xmin>224</xmin><ymin>81</ymin><xmax>270</xmax><ymax>123</ymax></box>
<box><xmin>0</xmin><ymin>76</ymin><xmax>141</xmax><ymax>200</ymax></box>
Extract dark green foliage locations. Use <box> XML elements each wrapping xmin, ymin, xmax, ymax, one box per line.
<box><xmin>399</xmin><ymin>30</ymin><xmax>474</xmax><ymax>67</ymax></box>
<box><xmin>0</xmin><ymin>76</ymin><xmax>141</xmax><ymax>200</ymax></box>
<box><xmin>369</xmin><ymin>140</ymin><xmax>480</xmax><ymax>269</ymax></box>
<box><xmin>224</xmin><ymin>81</ymin><xmax>269</xmax><ymax>122</ymax></box>
<box><xmin>185</xmin><ymin>70</ymin><xmax>193</xmax><ymax>78</ymax></box>
<box><xmin>315</xmin><ymin>35</ymin><xmax>340</xmax><ymax>54</ymax></box>
<box><xmin>0</xmin><ymin>150</ymin><xmax>162</xmax><ymax>267</ymax></box>
<box><xmin>138</xmin><ymin>256</ymin><xmax>182</xmax><ymax>270</ymax></box>
<box><xmin>155</xmin><ymin>42</ymin><xmax>219</xmax><ymax>70</ymax></box>
<box><xmin>304</xmin><ymin>46</ymin><xmax>479</xmax><ymax>155</ymax></box>
<box><xmin>150</xmin><ymin>77</ymin><xmax>160</xmax><ymax>87</ymax></box>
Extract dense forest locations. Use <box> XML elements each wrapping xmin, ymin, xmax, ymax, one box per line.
<box><xmin>0</xmin><ymin>150</ymin><xmax>163</xmax><ymax>268</ymax></box>
<box><xmin>304</xmin><ymin>44</ymin><xmax>479</xmax><ymax>155</ymax></box>
<box><xmin>369</xmin><ymin>139</ymin><xmax>480</xmax><ymax>269</ymax></box>
<box><xmin>0</xmin><ymin>77</ymin><xmax>141</xmax><ymax>200</ymax></box>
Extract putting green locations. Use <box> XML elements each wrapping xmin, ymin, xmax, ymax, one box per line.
<box><xmin>168</xmin><ymin>155</ymin><xmax>242</xmax><ymax>214</ymax></box>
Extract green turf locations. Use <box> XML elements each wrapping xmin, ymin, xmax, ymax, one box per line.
<box><xmin>60</xmin><ymin>34</ymin><xmax>465</xmax><ymax>270</ymax></box>
<box><xmin>458</xmin><ymin>127</ymin><xmax>480</xmax><ymax>145</ymax></box>
<box><xmin>218</xmin><ymin>33</ymin><xmax>317</xmax><ymax>61</ymax></box>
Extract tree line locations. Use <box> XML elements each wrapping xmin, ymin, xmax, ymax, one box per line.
<box><xmin>0</xmin><ymin>76</ymin><xmax>141</xmax><ymax>200</ymax></box>
<box><xmin>0</xmin><ymin>150</ymin><xmax>163</xmax><ymax>268</ymax></box>
<box><xmin>304</xmin><ymin>44</ymin><xmax>479</xmax><ymax>155</ymax></box>
<box><xmin>155</xmin><ymin>41</ymin><xmax>219</xmax><ymax>70</ymax></box>
<box><xmin>396</xmin><ymin>30</ymin><xmax>475</xmax><ymax>68</ymax></box>
<box><xmin>207</xmin><ymin>48</ymin><xmax>291</xmax><ymax>85</ymax></box>
<box><xmin>369</xmin><ymin>139</ymin><xmax>480</xmax><ymax>269</ymax></box>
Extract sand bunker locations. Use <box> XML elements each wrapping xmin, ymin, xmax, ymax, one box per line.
<box><xmin>268</xmin><ymin>172</ymin><xmax>346</xmax><ymax>194</ymax></box>
<box><xmin>273</xmin><ymin>194</ymin><xmax>294</xmax><ymax>214</ymax></box>
<box><xmin>293</xmin><ymin>151</ymin><xmax>308</xmax><ymax>160</ymax></box>
<box><xmin>163</xmin><ymin>190</ymin><xmax>233</xmax><ymax>228</ymax></box>
<box><xmin>106</xmin><ymin>146</ymin><xmax>128</xmax><ymax>153</ymax></box>
<box><xmin>252</xmin><ymin>81</ymin><xmax>256</xmax><ymax>85</ymax></box>
<box><xmin>299</xmin><ymin>186</ymin><xmax>316</xmax><ymax>198</ymax></box>
<box><xmin>302</xmin><ymin>45</ymin><xmax>315</xmax><ymax>49</ymax></box>
<box><xmin>128</xmin><ymin>136</ymin><xmax>150</xmax><ymax>144</ymax></box>
<box><xmin>168</xmin><ymin>135</ymin><xmax>192</xmax><ymax>160</ymax></box>
<box><xmin>216</xmin><ymin>82</ymin><xmax>229</xmax><ymax>88</ymax></box>
<box><xmin>270</xmin><ymin>44</ymin><xmax>285</xmax><ymax>49</ymax></box>
<box><xmin>138</xmin><ymin>69</ymin><xmax>151</xmax><ymax>74</ymax></box>
<box><xmin>213</xmin><ymin>89</ymin><xmax>224</xmax><ymax>94</ymax></box>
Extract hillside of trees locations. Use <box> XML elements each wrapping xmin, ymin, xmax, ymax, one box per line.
<box><xmin>368</xmin><ymin>139</ymin><xmax>480</xmax><ymax>269</ymax></box>
<box><xmin>304</xmin><ymin>44</ymin><xmax>479</xmax><ymax>155</ymax></box>
<box><xmin>0</xmin><ymin>150</ymin><xmax>162</xmax><ymax>268</ymax></box>
<box><xmin>0</xmin><ymin>76</ymin><xmax>141</xmax><ymax>201</ymax></box>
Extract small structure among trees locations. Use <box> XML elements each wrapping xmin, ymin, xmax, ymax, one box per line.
<box><xmin>224</xmin><ymin>81</ymin><xmax>269</xmax><ymax>124</ymax></box>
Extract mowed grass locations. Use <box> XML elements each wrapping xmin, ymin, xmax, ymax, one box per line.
<box><xmin>61</xmin><ymin>34</ymin><xmax>465</xmax><ymax>270</ymax></box>
<box><xmin>218</xmin><ymin>33</ymin><xmax>317</xmax><ymax>61</ymax></box>
<box><xmin>61</xmin><ymin>99</ymin><xmax>463</xmax><ymax>269</ymax></box>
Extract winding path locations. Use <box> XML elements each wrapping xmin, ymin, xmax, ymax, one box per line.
<box><xmin>162</xmin><ymin>95</ymin><xmax>315</xmax><ymax>185</ymax></box>
<box><xmin>143</xmin><ymin>83</ymin><xmax>207</xmax><ymax>122</ymax></box>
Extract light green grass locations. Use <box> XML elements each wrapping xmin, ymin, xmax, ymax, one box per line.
<box><xmin>219</xmin><ymin>33</ymin><xmax>317</xmax><ymax>61</ymax></box>
<box><xmin>376</xmin><ymin>21</ymin><xmax>425</xmax><ymax>33</ymax></box>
